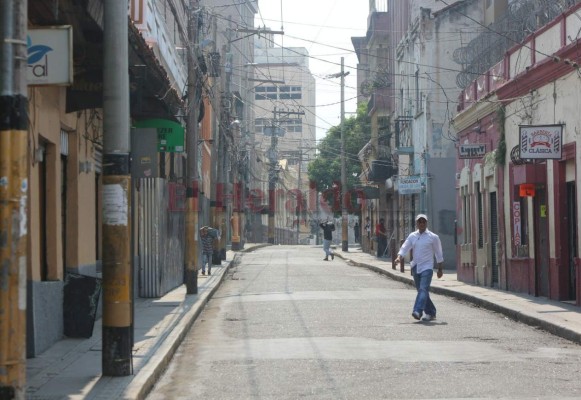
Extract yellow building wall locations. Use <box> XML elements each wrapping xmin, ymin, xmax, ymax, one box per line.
<box><xmin>27</xmin><ymin>86</ymin><xmax>102</xmax><ymax>282</ymax></box>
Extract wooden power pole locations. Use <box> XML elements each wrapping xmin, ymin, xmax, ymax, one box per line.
<box><xmin>185</xmin><ymin>0</ymin><xmax>200</xmax><ymax>294</ymax></box>
<box><xmin>0</xmin><ymin>1</ymin><xmax>28</xmax><ymax>397</ymax></box>
<box><xmin>101</xmin><ymin>0</ymin><xmax>133</xmax><ymax>376</ymax></box>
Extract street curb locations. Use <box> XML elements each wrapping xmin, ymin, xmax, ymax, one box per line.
<box><xmin>124</xmin><ymin>248</ymin><xmax>252</xmax><ymax>400</ymax></box>
<box><xmin>339</xmin><ymin>253</ymin><xmax>581</xmax><ymax>346</ymax></box>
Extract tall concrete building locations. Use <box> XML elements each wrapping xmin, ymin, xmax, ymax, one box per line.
<box><xmin>251</xmin><ymin>34</ymin><xmax>316</xmax><ymax>243</ymax></box>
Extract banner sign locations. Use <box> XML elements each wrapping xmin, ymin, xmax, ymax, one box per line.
<box><xmin>519</xmin><ymin>125</ymin><xmax>562</xmax><ymax>159</ymax></box>
<box><xmin>513</xmin><ymin>201</ymin><xmax>521</xmax><ymax>246</ymax></box>
<box><xmin>27</xmin><ymin>26</ymin><xmax>73</xmax><ymax>86</ymax></box>
<box><xmin>458</xmin><ymin>144</ymin><xmax>486</xmax><ymax>159</ymax></box>
<box><xmin>133</xmin><ymin>119</ymin><xmax>185</xmax><ymax>152</ymax></box>
<box><xmin>519</xmin><ymin>184</ymin><xmax>535</xmax><ymax>197</ymax></box>
<box><xmin>398</xmin><ymin>175</ymin><xmax>421</xmax><ymax>195</ymax></box>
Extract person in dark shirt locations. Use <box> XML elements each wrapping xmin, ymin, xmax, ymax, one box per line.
<box><xmin>199</xmin><ymin>226</ymin><xmax>217</xmax><ymax>275</ymax></box>
<box><xmin>376</xmin><ymin>218</ymin><xmax>387</xmax><ymax>258</ymax></box>
<box><xmin>319</xmin><ymin>220</ymin><xmax>335</xmax><ymax>261</ymax></box>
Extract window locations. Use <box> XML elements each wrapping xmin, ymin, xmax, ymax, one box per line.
<box><xmin>281</xmin><ymin>118</ymin><xmax>302</xmax><ymax>133</ymax></box>
<box><xmin>255</xmin><ymin>86</ymin><xmax>302</xmax><ymax>100</ymax></box>
<box><xmin>255</xmin><ymin>118</ymin><xmax>269</xmax><ymax>134</ymax></box>
<box><xmin>462</xmin><ymin>188</ymin><xmax>471</xmax><ymax>244</ymax></box>
<box><xmin>399</xmin><ymin>88</ymin><xmax>404</xmax><ymax>115</ymax></box>
<box><xmin>415</xmin><ymin>69</ymin><xmax>422</xmax><ymax>114</ymax></box>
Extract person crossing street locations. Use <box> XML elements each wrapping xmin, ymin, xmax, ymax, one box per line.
<box><xmin>395</xmin><ymin>214</ymin><xmax>444</xmax><ymax>322</ymax></box>
<box><xmin>319</xmin><ymin>220</ymin><xmax>335</xmax><ymax>261</ymax></box>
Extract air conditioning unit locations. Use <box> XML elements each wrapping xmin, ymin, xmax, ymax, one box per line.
<box><xmin>367</xmin><ymin>160</ymin><xmax>394</xmax><ymax>182</ymax></box>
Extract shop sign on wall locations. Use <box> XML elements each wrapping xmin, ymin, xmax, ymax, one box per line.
<box><xmin>398</xmin><ymin>175</ymin><xmax>421</xmax><ymax>195</ymax></box>
<box><xmin>458</xmin><ymin>144</ymin><xmax>486</xmax><ymax>159</ymax></box>
<box><xmin>519</xmin><ymin>125</ymin><xmax>562</xmax><ymax>159</ymax></box>
<box><xmin>27</xmin><ymin>26</ymin><xmax>73</xmax><ymax>85</ymax></box>
<box><xmin>513</xmin><ymin>201</ymin><xmax>521</xmax><ymax>246</ymax></box>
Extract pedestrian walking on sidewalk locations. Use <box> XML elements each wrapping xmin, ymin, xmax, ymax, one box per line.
<box><xmin>376</xmin><ymin>218</ymin><xmax>388</xmax><ymax>258</ymax></box>
<box><xmin>395</xmin><ymin>214</ymin><xmax>444</xmax><ymax>322</ymax></box>
<box><xmin>364</xmin><ymin>216</ymin><xmax>372</xmax><ymax>252</ymax></box>
<box><xmin>200</xmin><ymin>226</ymin><xmax>217</xmax><ymax>275</ymax></box>
<box><xmin>353</xmin><ymin>221</ymin><xmax>360</xmax><ymax>243</ymax></box>
<box><xmin>319</xmin><ymin>220</ymin><xmax>335</xmax><ymax>261</ymax></box>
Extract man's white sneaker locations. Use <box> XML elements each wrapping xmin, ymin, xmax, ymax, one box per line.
<box><xmin>422</xmin><ymin>314</ymin><xmax>435</xmax><ymax>321</ymax></box>
<box><xmin>412</xmin><ymin>311</ymin><xmax>421</xmax><ymax>320</ymax></box>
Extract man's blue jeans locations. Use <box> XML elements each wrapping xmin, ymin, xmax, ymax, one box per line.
<box><xmin>412</xmin><ymin>267</ymin><xmax>436</xmax><ymax>317</ymax></box>
<box><xmin>323</xmin><ymin>239</ymin><xmax>332</xmax><ymax>257</ymax></box>
<box><xmin>202</xmin><ymin>252</ymin><xmax>212</xmax><ymax>273</ymax></box>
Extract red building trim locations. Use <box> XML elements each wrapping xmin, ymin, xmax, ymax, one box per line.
<box><xmin>577</xmin><ymin>258</ymin><xmax>581</xmax><ymax>306</ymax></box>
<box><xmin>553</xmin><ymin>142</ymin><xmax>577</xmax><ymax>301</ymax></box>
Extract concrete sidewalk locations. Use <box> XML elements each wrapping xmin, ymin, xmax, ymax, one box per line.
<box><xmin>26</xmin><ymin>244</ymin><xmax>581</xmax><ymax>399</ymax></box>
<box><xmin>337</xmin><ymin>247</ymin><xmax>581</xmax><ymax>345</ymax></box>
<box><xmin>25</xmin><ymin>244</ymin><xmax>268</xmax><ymax>400</ymax></box>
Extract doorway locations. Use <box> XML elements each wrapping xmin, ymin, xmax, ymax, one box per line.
<box><xmin>566</xmin><ymin>182</ymin><xmax>577</xmax><ymax>301</ymax></box>
<box><xmin>490</xmin><ymin>192</ymin><xmax>499</xmax><ymax>287</ymax></box>
<box><xmin>533</xmin><ymin>186</ymin><xmax>549</xmax><ymax>297</ymax></box>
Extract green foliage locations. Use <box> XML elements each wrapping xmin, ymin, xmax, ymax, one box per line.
<box><xmin>307</xmin><ymin>103</ymin><xmax>371</xmax><ymax>192</ymax></box>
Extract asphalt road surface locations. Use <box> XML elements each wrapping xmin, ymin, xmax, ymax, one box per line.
<box><xmin>147</xmin><ymin>245</ymin><xmax>581</xmax><ymax>399</ymax></box>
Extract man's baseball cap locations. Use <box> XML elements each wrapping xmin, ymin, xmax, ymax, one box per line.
<box><xmin>415</xmin><ymin>214</ymin><xmax>428</xmax><ymax>222</ymax></box>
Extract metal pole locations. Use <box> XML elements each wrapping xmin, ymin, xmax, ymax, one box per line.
<box><xmin>209</xmin><ymin>16</ymin><xmax>218</xmax><ymax>249</ymax></box>
<box><xmin>0</xmin><ymin>1</ymin><xmax>28</xmax><ymax>397</ymax></box>
<box><xmin>340</xmin><ymin>57</ymin><xmax>348</xmax><ymax>252</ymax></box>
<box><xmin>102</xmin><ymin>0</ymin><xmax>132</xmax><ymax>376</ymax></box>
<box><xmin>268</xmin><ymin>110</ymin><xmax>277</xmax><ymax>244</ymax></box>
<box><xmin>185</xmin><ymin>0</ymin><xmax>200</xmax><ymax>294</ymax></box>
<box><xmin>296</xmin><ymin>151</ymin><xmax>302</xmax><ymax>243</ymax></box>
<box><xmin>215</xmin><ymin>40</ymin><xmax>230</xmax><ymax>261</ymax></box>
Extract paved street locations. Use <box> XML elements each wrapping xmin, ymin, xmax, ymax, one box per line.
<box><xmin>147</xmin><ymin>245</ymin><xmax>581</xmax><ymax>400</ymax></box>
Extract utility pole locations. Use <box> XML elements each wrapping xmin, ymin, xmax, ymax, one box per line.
<box><xmin>216</xmin><ymin>30</ymin><xmax>233</xmax><ymax>259</ymax></box>
<box><xmin>102</xmin><ymin>0</ymin><xmax>132</xmax><ymax>376</ymax></box>
<box><xmin>296</xmin><ymin>151</ymin><xmax>302</xmax><ymax>243</ymax></box>
<box><xmin>267</xmin><ymin>108</ymin><xmax>278</xmax><ymax>244</ymax></box>
<box><xmin>185</xmin><ymin>0</ymin><xmax>200</xmax><ymax>294</ymax></box>
<box><xmin>327</xmin><ymin>58</ymin><xmax>350</xmax><ymax>252</ymax></box>
<box><xmin>209</xmin><ymin>15</ymin><xmax>219</xmax><ymax>255</ymax></box>
<box><xmin>231</xmin><ymin>121</ymin><xmax>242</xmax><ymax>250</ymax></box>
<box><xmin>340</xmin><ymin>58</ymin><xmax>348</xmax><ymax>252</ymax></box>
<box><xmin>295</xmin><ymin>149</ymin><xmax>309</xmax><ymax>244</ymax></box>
<box><xmin>0</xmin><ymin>1</ymin><xmax>28</xmax><ymax>397</ymax></box>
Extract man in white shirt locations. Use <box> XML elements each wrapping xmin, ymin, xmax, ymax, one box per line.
<box><xmin>395</xmin><ymin>214</ymin><xmax>444</xmax><ymax>322</ymax></box>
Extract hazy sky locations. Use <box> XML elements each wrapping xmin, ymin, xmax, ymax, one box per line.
<box><xmin>255</xmin><ymin>1</ymin><xmax>369</xmax><ymax>141</ymax></box>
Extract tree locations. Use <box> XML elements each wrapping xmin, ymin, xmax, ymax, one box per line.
<box><xmin>307</xmin><ymin>103</ymin><xmax>371</xmax><ymax>208</ymax></box>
